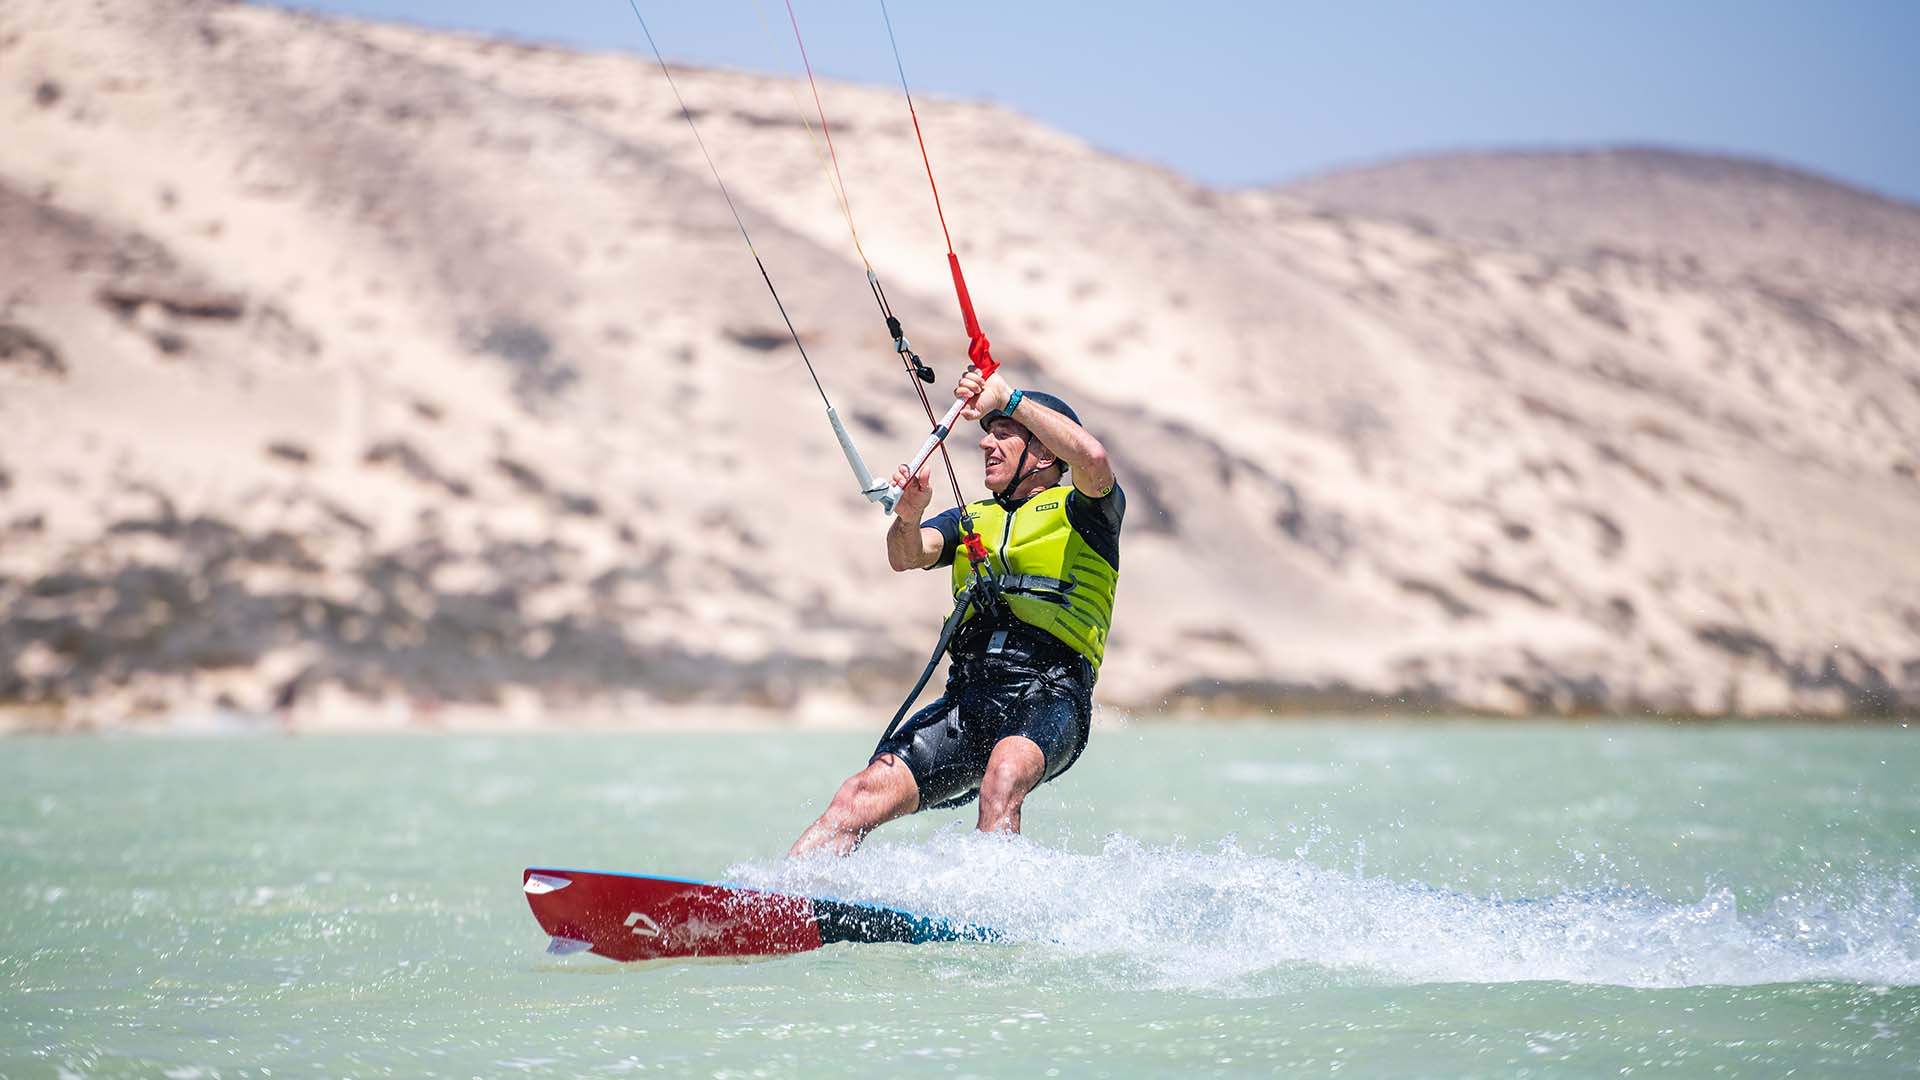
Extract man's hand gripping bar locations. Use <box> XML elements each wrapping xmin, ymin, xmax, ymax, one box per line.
<box><xmin>883</xmin><ymin>396</ymin><xmax>967</xmax><ymax>511</ymax></box>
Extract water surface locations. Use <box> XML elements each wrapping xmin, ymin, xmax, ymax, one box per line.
<box><xmin>4</xmin><ymin>723</ymin><xmax>1917</xmax><ymax>1076</ymax></box>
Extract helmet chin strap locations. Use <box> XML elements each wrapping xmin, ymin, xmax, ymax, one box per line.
<box><xmin>992</xmin><ymin>439</ymin><xmax>1055</xmax><ymax>506</ymax></box>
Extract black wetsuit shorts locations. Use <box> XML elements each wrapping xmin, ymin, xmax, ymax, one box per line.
<box><xmin>872</xmin><ymin>626</ymin><xmax>1094</xmax><ymax>810</ymax></box>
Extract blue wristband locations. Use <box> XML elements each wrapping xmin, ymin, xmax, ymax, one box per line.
<box><xmin>1003</xmin><ymin>388</ymin><xmax>1024</xmax><ymax>417</ymax></box>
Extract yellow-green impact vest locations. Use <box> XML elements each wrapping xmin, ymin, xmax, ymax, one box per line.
<box><xmin>949</xmin><ymin>484</ymin><xmax>1118</xmax><ymax>673</ymax></box>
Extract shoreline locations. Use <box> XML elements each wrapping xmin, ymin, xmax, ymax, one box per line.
<box><xmin>2</xmin><ymin>700</ymin><xmax>1911</xmax><ymax>735</ymax></box>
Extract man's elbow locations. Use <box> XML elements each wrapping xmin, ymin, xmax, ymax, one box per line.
<box><xmin>1078</xmin><ymin>442</ymin><xmax>1113</xmax><ymax>486</ymax></box>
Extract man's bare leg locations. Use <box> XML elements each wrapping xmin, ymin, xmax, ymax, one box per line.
<box><xmin>976</xmin><ymin>736</ymin><xmax>1046</xmax><ymax>835</ymax></box>
<box><xmin>788</xmin><ymin>753</ymin><xmax>921</xmax><ymax>857</ymax></box>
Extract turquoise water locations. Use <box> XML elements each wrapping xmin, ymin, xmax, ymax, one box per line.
<box><xmin>3</xmin><ymin>723</ymin><xmax>1917</xmax><ymax>1077</ymax></box>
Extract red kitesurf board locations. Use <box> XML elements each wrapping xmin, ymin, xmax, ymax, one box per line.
<box><xmin>523</xmin><ymin>867</ymin><xmax>995</xmax><ymax>962</ymax></box>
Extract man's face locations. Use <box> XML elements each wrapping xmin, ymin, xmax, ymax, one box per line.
<box><xmin>980</xmin><ymin>417</ymin><xmax>1032</xmax><ymax>492</ymax></box>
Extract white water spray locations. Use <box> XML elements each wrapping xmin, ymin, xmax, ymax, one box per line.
<box><xmin>733</xmin><ymin>830</ymin><xmax>1920</xmax><ymax>994</ymax></box>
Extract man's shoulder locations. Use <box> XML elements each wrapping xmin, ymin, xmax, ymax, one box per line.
<box><xmin>1066</xmin><ymin>480</ymin><xmax>1125</xmax><ymax>524</ymax></box>
<box><xmin>1064</xmin><ymin>481</ymin><xmax>1123</xmax><ymax>569</ymax></box>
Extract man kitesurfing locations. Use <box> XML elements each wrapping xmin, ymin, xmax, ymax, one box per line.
<box><xmin>623</xmin><ymin>0</ymin><xmax>1125</xmax><ymax>857</ymax></box>
<box><xmin>790</xmin><ymin>369</ymin><xmax>1124</xmax><ymax>856</ymax></box>
<box><xmin>525</xmin><ymin>1</ymin><xmax>1124</xmax><ymax>961</ymax></box>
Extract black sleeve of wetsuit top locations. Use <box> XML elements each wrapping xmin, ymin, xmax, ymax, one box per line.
<box><xmin>1065</xmin><ymin>482</ymin><xmax>1125</xmax><ymax>570</ymax></box>
<box><xmin>924</xmin><ymin>506</ymin><xmax>964</xmax><ymax>569</ymax></box>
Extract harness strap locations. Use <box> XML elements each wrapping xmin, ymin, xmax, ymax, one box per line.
<box><xmin>997</xmin><ymin>573</ymin><xmax>1075</xmax><ymax>602</ymax></box>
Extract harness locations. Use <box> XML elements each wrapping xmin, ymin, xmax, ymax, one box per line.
<box><xmin>877</xmin><ymin>493</ymin><xmax>1113</xmax><ymax>746</ymax></box>
<box><xmin>876</xmin><ymin>586</ymin><xmax>1075</xmax><ymax>748</ymax></box>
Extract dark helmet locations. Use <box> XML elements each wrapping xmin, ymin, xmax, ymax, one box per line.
<box><xmin>979</xmin><ymin>389</ymin><xmax>1079</xmax><ymax>431</ymax></box>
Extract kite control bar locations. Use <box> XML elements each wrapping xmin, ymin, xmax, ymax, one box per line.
<box><xmin>886</xmin><ymin>395</ymin><xmax>968</xmax><ymax>511</ymax></box>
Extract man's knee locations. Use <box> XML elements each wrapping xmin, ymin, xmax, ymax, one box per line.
<box><xmin>792</xmin><ymin>756</ymin><xmax>920</xmax><ymax>857</ymax></box>
<box><xmin>979</xmin><ymin>739</ymin><xmax>1045</xmax><ymax>803</ymax></box>
<box><xmin>830</xmin><ymin>756</ymin><xmax>917</xmax><ymax>820</ymax></box>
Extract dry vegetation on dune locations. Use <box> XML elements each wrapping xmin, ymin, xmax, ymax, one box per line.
<box><xmin>2</xmin><ymin>0</ymin><xmax>1918</xmax><ymax>728</ymax></box>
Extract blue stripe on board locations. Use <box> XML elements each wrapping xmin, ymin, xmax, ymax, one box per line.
<box><xmin>527</xmin><ymin>866</ymin><xmax>736</xmax><ymax>890</ymax></box>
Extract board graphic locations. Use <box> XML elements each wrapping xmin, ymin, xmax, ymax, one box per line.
<box><xmin>523</xmin><ymin>867</ymin><xmax>995</xmax><ymax>961</ymax></box>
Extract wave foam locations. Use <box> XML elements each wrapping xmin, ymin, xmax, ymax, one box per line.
<box><xmin>731</xmin><ymin>831</ymin><xmax>1920</xmax><ymax>993</ymax></box>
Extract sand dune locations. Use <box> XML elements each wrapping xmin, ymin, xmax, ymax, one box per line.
<box><xmin>2</xmin><ymin>1</ymin><xmax>1917</xmax><ymax>728</ymax></box>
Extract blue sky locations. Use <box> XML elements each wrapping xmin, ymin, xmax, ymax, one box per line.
<box><xmin>270</xmin><ymin>1</ymin><xmax>1920</xmax><ymax>204</ymax></box>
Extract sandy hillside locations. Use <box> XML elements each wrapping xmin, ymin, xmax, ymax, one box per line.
<box><xmin>2</xmin><ymin>0</ymin><xmax>1917</xmax><ymax>729</ymax></box>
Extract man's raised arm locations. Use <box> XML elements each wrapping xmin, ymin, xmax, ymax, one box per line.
<box><xmin>958</xmin><ymin>371</ymin><xmax>1115</xmax><ymax>498</ymax></box>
